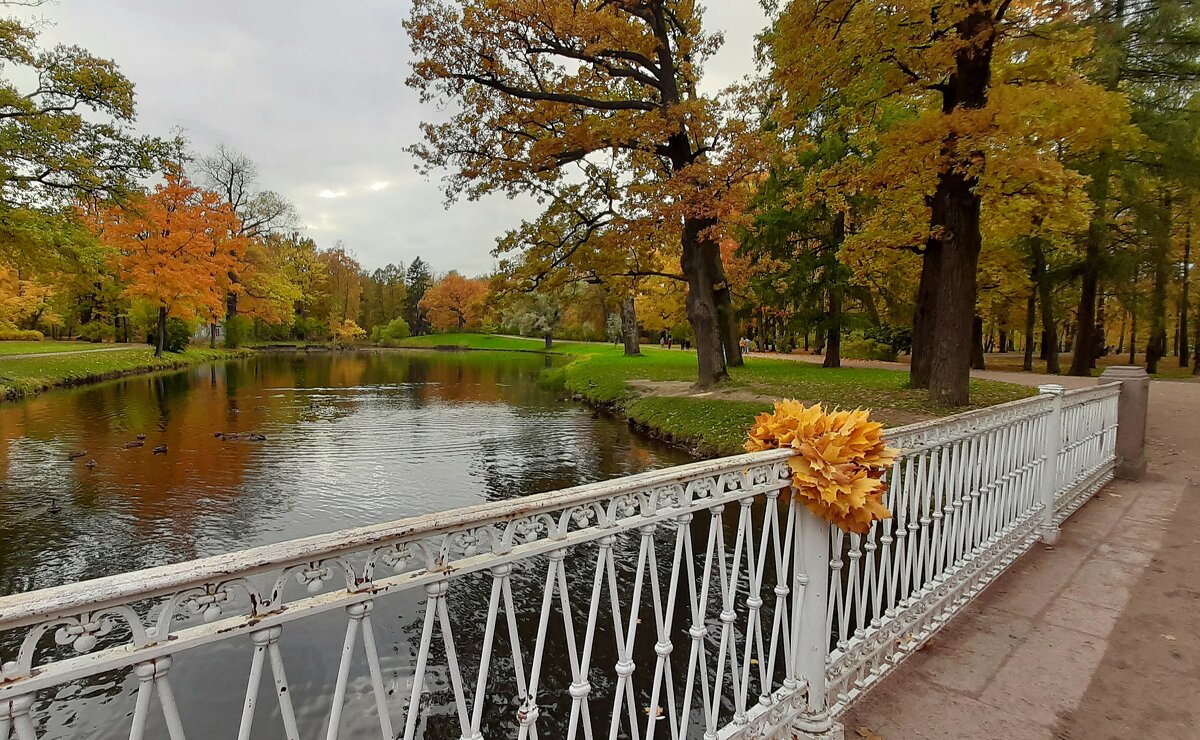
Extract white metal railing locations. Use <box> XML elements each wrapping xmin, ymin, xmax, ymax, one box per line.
<box><xmin>823</xmin><ymin>382</ymin><xmax>1119</xmax><ymax>710</ymax></box>
<box><xmin>0</xmin><ymin>383</ymin><xmax>1121</xmax><ymax>739</ymax></box>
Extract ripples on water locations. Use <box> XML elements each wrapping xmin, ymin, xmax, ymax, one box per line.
<box><xmin>0</xmin><ymin>350</ymin><xmax>701</xmax><ymax>738</ymax></box>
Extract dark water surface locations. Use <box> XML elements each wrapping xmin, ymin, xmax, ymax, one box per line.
<box><xmin>0</xmin><ymin>350</ymin><xmax>696</xmax><ymax>738</ymax></box>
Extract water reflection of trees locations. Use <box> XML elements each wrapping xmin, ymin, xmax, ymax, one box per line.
<box><xmin>0</xmin><ymin>349</ymin><xmax>709</xmax><ymax>738</ymax></box>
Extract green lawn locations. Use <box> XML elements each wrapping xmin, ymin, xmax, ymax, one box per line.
<box><xmin>391</xmin><ymin>334</ymin><xmax>597</xmax><ymax>353</ymax></box>
<box><xmin>0</xmin><ymin>340</ymin><xmax>101</xmax><ymax>356</ymax></box>
<box><xmin>394</xmin><ymin>333</ymin><xmax>1036</xmax><ymax>455</ymax></box>
<box><xmin>0</xmin><ymin>346</ymin><xmax>247</xmax><ymax>401</ymax></box>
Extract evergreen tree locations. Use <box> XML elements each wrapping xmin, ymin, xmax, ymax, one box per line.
<box><xmin>405</xmin><ymin>257</ymin><xmax>434</xmax><ymax>335</ymax></box>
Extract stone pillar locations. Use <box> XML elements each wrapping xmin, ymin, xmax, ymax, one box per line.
<box><xmin>1098</xmin><ymin>365</ymin><xmax>1149</xmax><ymax>480</ymax></box>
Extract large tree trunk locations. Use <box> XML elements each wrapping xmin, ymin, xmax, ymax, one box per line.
<box><xmin>970</xmin><ymin>315</ymin><xmax>986</xmax><ymax>370</ymax></box>
<box><xmin>544</xmin><ymin>332</ymin><xmax>553</xmax><ymax>350</ymax></box>
<box><xmin>823</xmin><ymin>283</ymin><xmax>842</xmax><ymax>369</ymax></box>
<box><xmin>1069</xmin><ymin>154</ymin><xmax>1114</xmax><ymax>375</ymax></box>
<box><xmin>155</xmin><ymin>306</ymin><xmax>167</xmax><ymax>358</ymax></box>
<box><xmin>920</xmin><ymin>8</ymin><xmax>995</xmax><ymax>405</ymax></box>
<box><xmin>1031</xmin><ymin>238</ymin><xmax>1060</xmax><ymax>374</ymax></box>
<box><xmin>1146</xmin><ymin>193</ymin><xmax>1171</xmax><ymax>374</ymax></box>
<box><xmin>1128</xmin><ymin>305</ymin><xmax>1137</xmax><ymax>365</ymax></box>
<box><xmin>928</xmin><ymin>167</ymin><xmax>983</xmax><ymax>406</ymax></box>
<box><xmin>1193</xmin><ymin>304</ymin><xmax>1199</xmax><ymax>375</ymax></box>
<box><xmin>620</xmin><ymin>296</ymin><xmax>640</xmax><ymax>356</ymax></box>
<box><xmin>910</xmin><ymin>239</ymin><xmax>941</xmax><ymax>388</ymax></box>
<box><xmin>1022</xmin><ymin>284</ymin><xmax>1036</xmax><ymax>371</ymax></box>
<box><xmin>682</xmin><ymin>217</ymin><xmax>727</xmax><ymax>388</ymax></box>
<box><xmin>1180</xmin><ymin>219</ymin><xmax>1191</xmax><ymax>367</ymax></box>
<box><xmin>710</xmin><ymin>248</ymin><xmax>743</xmax><ymax>368</ymax></box>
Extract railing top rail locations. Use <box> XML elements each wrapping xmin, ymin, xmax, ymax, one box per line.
<box><xmin>1062</xmin><ymin>382</ymin><xmax>1121</xmax><ymax>407</ymax></box>
<box><xmin>882</xmin><ymin>392</ymin><xmax>1051</xmax><ymax>450</ymax></box>
<box><xmin>0</xmin><ymin>448</ymin><xmax>795</xmax><ymax>629</ymax></box>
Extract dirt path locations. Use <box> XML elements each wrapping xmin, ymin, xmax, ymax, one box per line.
<box><xmin>0</xmin><ymin>345</ymin><xmax>139</xmax><ymax>361</ymax></box>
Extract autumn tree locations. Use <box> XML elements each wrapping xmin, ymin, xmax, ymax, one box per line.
<box><xmin>89</xmin><ymin>171</ymin><xmax>245</xmax><ymax>356</ymax></box>
<box><xmin>419</xmin><ymin>272</ymin><xmax>487</xmax><ymax>332</ymax></box>
<box><xmin>769</xmin><ymin>0</ymin><xmax>1131</xmax><ymax>402</ymax></box>
<box><xmin>1067</xmin><ymin>0</ymin><xmax>1200</xmax><ymax>375</ymax></box>
<box><xmin>318</xmin><ymin>243</ymin><xmax>363</xmax><ymax>327</ymax></box>
<box><xmin>492</xmin><ymin>181</ymin><xmax>684</xmax><ymax>356</ymax></box>
<box><xmin>195</xmin><ymin>143</ymin><xmax>299</xmax><ymax>324</ymax></box>
<box><xmin>406</xmin><ymin>0</ymin><xmax>760</xmax><ymax>388</ymax></box>
<box><xmin>359</xmin><ymin>262</ymin><xmax>407</xmax><ymax>332</ymax></box>
<box><xmin>741</xmin><ymin>130</ymin><xmax>859</xmax><ymax>368</ymax></box>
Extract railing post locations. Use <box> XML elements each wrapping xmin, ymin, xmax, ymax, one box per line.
<box><xmin>1038</xmin><ymin>384</ymin><xmax>1065</xmax><ymax>545</ymax></box>
<box><xmin>791</xmin><ymin>506</ymin><xmax>843</xmax><ymax>740</ymax></box>
<box><xmin>1098</xmin><ymin>365</ymin><xmax>1149</xmax><ymax>480</ymax></box>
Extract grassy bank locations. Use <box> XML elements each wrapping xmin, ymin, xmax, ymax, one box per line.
<box><xmin>0</xmin><ymin>346</ymin><xmax>248</xmax><ymax>401</ymax></box>
<box><xmin>394</xmin><ymin>334</ymin><xmax>1035</xmax><ymax>455</ymax></box>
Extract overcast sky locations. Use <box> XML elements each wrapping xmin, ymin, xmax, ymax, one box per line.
<box><xmin>25</xmin><ymin>1</ymin><xmax>767</xmax><ymax>274</ymax></box>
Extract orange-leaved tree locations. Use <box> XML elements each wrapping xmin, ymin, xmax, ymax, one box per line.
<box><xmin>89</xmin><ymin>171</ymin><xmax>246</xmax><ymax>356</ymax></box>
<box><xmin>419</xmin><ymin>272</ymin><xmax>487</xmax><ymax>332</ymax></box>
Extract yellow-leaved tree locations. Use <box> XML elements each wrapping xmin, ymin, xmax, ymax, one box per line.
<box><xmin>767</xmin><ymin>0</ymin><xmax>1134</xmax><ymax>403</ymax></box>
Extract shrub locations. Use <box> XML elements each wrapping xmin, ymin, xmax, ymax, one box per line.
<box><xmin>292</xmin><ymin>316</ymin><xmax>328</xmax><ymax>341</ymax></box>
<box><xmin>78</xmin><ymin>321</ymin><xmax>115</xmax><ymax>343</ymax></box>
<box><xmin>375</xmin><ymin>317</ymin><xmax>411</xmax><ymax>345</ymax></box>
<box><xmin>0</xmin><ymin>329</ymin><xmax>45</xmax><ymax>341</ymax></box>
<box><xmin>146</xmin><ymin>318</ymin><xmax>193</xmax><ymax>353</ymax></box>
<box><xmin>165</xmin><ymin>318</ymin><xmax>193</xmax><ymax>353</ymax></box>
<box><xmin>332</xmin><ymin>319</ymin><xmax>367</xmax><ymax>348</ymax></box>
<box><xmin>224</xmin><ymin>316</ymin><xmax>252</xmax><ymax>348</ymax></box>
<box><xmin>842</xmin><ymin>338</ymin><xmax>898</xmax><ymax>362</ymax></box>
<box><xmin>864</xmin><ymin>324</ymin><xmax>913</xmax><ymax>355</ymax></box>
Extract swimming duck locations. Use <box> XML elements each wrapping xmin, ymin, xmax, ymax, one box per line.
<box><xmin>249</xmin><ymin>434</ymin><xmax>267</xmax><ymax>442</ymax></box>
<box><xmin>135</xmin><ymin>433</ymin><xmax>146</xmax><ymax>441</ymax></box>
<box><xmin>123</xmin><ymin>440</ymin><xmax>144</xmax><ymax>449</ymax></box>
<box><xmin>68</xmin><ymin>450</ymin><xmax>87</xmax><ymax>460</ymax></box>
<box><xmin>152</xmin><ymin>445</ymin><xmax>168</xmax><ymax>455</ymax></box>
<box><xmin>85</xmin><ymin>459</ymin><xmax>97</xmax><ymax>469</ymax></box>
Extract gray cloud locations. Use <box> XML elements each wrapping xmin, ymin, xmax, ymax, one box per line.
<box><xmin>28</xmin><ymin>1</ymin><xmax>766</xmax><ymax>274</ymax></box>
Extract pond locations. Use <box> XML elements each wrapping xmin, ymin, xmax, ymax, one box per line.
<box><xmin>0</xmin><ymin>350</ymin><xmax>696</xmax><ymax>738</ymax></box>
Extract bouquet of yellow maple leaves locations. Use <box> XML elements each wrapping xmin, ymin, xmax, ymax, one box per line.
<box><xmin>745</xmin><ymin>400</ymin><xmax>898</xmax><ymax>534</ymax></box>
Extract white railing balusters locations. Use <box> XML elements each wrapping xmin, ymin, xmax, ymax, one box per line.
<box><xmin>130</xmin><ymin>656</ymin><xmax>185</xmax><ymax>740</ymax></box>
<box><xmin>1</xmin><ymin>694</ymin><xmax>35</xmax><ymax>740</ymax></box>
<box><xmin>1038</xmin><ymin>385</ymin><xmax>1066</xmax><ymax>545</ymax></box>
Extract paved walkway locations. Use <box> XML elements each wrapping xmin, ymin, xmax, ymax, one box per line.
<box><xmin>0</xmin><ymin>345</ymin><xmax>137</xmax><ymax>360</ymax></box>
<box><xmin>839</xmin><ymin>373</ymin><xmax>1200</xmax><ymax>739</ymax></box>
